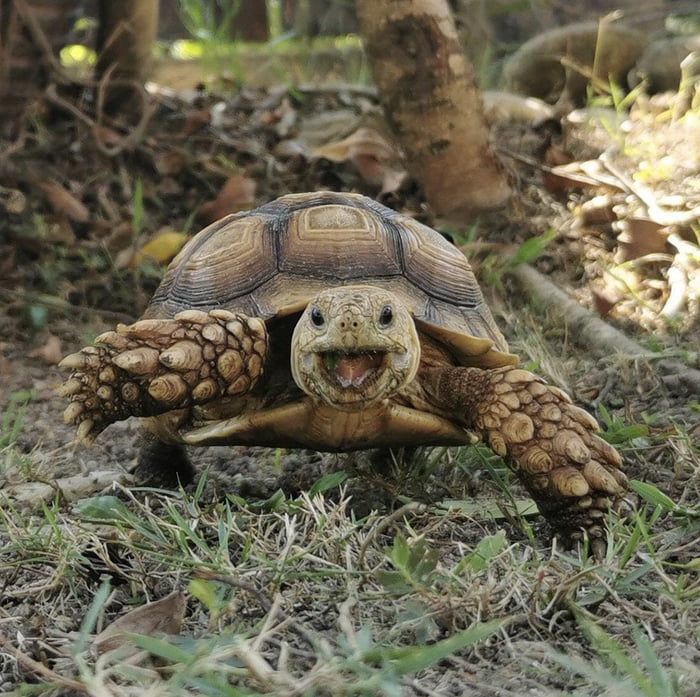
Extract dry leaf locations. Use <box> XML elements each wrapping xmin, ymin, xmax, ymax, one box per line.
<box><xmin>28</xmin><ymin>335</ymin><xmax>63</xmax><ymax>364</ymax></box>
<box><xmin>199</xmin><ymin>174</ymin><xmax>256</xmax><ymax>224</ymax></box>
<box><xmin>591</xmin><ymin>285</ymin><xmax>622</xmax><ymax>318</ymax></box>
<box><xmin>273</xmin><ymin>139</ymin><xmax>309</xmax><ymax>160</ymax></box>
<box><xmin>37</xmin><ymin>180</ymin><xmax>90</xmax><ymax>223</ymax></box>
<box><xmin>104</xmin><ymin>221</ymin><xmax>135</xmax><ymax>256</ymax></box>
<box><xmin>313</xmin><ymin>128</ymin><xmax>406</xmax><ymax>191</ymax></box>
<box><xmin>0</xmin><ymin>244</ymin><xmax>17</xmax><ymax>277</ymax></box>
<box><xmin>313</xmin><ymin>127</ymin><xmax>394</xmax><ymax>164</ymax></box>
<box><xmin>93</xmin><ymin>590</ymin><xmax>187</xmax><ymax>654</ymax></box>
<box><xmin>155</xmin><ymin>150</ymin><xmax>188</xmax><ymax>177</ymax></box>
<box><xmin>614</xmin><ymin>218</ymin><xmax>669</xmax><ymax>262</ymax></box>
<box><xmin>135</xmin><ymin>228</ymin><xmax>189</xmax><ymax>266</ymax></box>
<box><xmin>181</xmin><ymin>107</ymin><xmax>211</xmax><ymax>137</ymax></box>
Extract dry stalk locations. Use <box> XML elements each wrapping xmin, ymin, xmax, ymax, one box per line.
<box><xmin>0</xmin><ymin>631</ymin><xmax>88</xmax><ymax>694</ymax></box>
<box><xmin>357</xmin><ymin>501</ymin><xmax>427</xmax><ymax>569</ymax></box>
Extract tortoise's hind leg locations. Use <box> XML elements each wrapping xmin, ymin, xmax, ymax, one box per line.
<box><xmin>58</xmin><ymin>310</ymin><xmax>268</xmax><ymax>443</ymax></box>
<box><xmin>134</xmin><ymin>430</ymin><xmax>195</xmax><ymax>489</ymax></box>
<box><xmin>422</xmin><ymin>366</ymin><xmax>629</xmax><ymax>546</ymax></box>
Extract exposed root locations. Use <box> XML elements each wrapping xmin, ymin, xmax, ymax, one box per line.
<box><xmin>509</xmin><ymin>262</ymin><xmax>700</xmax><ymax>395</ymax></box>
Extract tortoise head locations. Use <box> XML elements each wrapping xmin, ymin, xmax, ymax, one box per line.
<box><xmin>291</xmin><ymin>285</ymin><xmax>421</xmax><ymax>410</ymax></box>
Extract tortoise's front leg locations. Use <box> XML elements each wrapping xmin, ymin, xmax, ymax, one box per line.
<box><xmin>59</xmin><ymin>310</ymin><xmax>268</xmax><ymax>442</ymax></box>
<box><xmin>423</xmin><ymin>366</ymin><xmax>628</xmax><ymax>544</ymax></box>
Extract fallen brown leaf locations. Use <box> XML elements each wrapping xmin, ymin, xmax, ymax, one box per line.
<box><xmin>181</xmin><ymin>107</ymin><xmax>211</xmax><ymax>137</ymax></box>
<box><xmin>37</xmin><ymin>180</ymin><xmax>90</xmax><ymax>223</ymax></box>
<box><xmin>199</xmin><ymin>174</ymin><xmax>256</xmax><ymax>224</ymax></box>
<box><xmin>104</xmin><ymin>221</ymin><xmax>135</xmax><ymax>255</ymax></box>
<box><xmin>93</xmin><ymin>590</ymin><xmax>187</xmax><ymax>654</ymax></box>
<box><xmin>614</xmin><ymin>217</ymin><xmax>669</xmax><ymax>262</ymax></box>
<box><xmin>313</xmin><ymin>128</ymin><xmax>406</xmax><ymax>191</ymax></box>
<box><xmin>591</xmin><ymin>285</ymin><xmax>622</xmax><ymax>318</ymax></box>
<box><xmin>154</xmin><ymin>150</ymin><xmax>188</xmax><ymax>177</ymax></box>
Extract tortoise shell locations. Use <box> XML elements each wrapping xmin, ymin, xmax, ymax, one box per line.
<box><xmin>147</xmin><ymin>192</ymin><xmax>515</xmax><ymax>367</ymax></box>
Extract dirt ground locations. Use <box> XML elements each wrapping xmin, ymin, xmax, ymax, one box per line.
<box><xmin>1</xmin><ymin>70</ymin><xmax>699</xmax><ymax>696</ymax></box>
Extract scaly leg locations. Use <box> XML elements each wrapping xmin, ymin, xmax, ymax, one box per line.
<box><xmin>59</xmin><ymin>310</ymin><xmax>268</xmax><ymax>442</ymax></box>
<box><xmin>422</xmin><ymin>366</ymin><xmax>628</xmax><ymax>544</ymax></box>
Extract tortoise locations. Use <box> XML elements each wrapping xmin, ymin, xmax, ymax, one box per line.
<box><xmin>60</xmin><ymin>191</ymin><xmax>627</xmax><ymax>542</ymax></box>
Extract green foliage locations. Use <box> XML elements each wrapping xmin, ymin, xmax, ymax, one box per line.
<box><xmin>0</xmin><ymin>389</ymin><xmax>34</xmax><ymax>448</ymax></box>
<box><xmin>361</xmin><ymin>618</ymin><xmax>507</xmax><ymax>676</ymax></box>
<box><xmin>509</xmin><ymin>229</ymin><xmax>558</xmax><ymax>266</ymax></box>
<box><xmin>309</xmin><ymin>470</ymin><xmax>349</xmax><ymax>497</ymax></box>
<box><xmin>597</xmin><ymin>404</ymin><xmax>650</xmax><ymax>445</ymax></box>
<box><xmin>178</xmin><ymin>0</ymin><xmax>245</xmax><ymax>80</ymax></box>
<box><xmin>545</xmin><ymin>613</ymin><xmax>685</xmax><ymax>697</ymax></box>
<box><xmin>378</xmin><ymin>534</ymin><xmax>439</xmax><ymax>595</ymax></box>
<box><xmin>455</xmin><ymin>531</ymin><xmax>508</xmax><ymax>573</ymax></box>
<box><xmin>630</xmin><ymin>480</ymin><xmax>699</xmax><ymax>521</ymax></box>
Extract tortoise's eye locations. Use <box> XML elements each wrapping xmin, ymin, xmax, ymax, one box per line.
<box><xmin>379</xmin><ymin>305</ymin><xmax>394</xmax><ymax>327</ymax></box>
<box><xmin>310</xmin><ymin>307</ymin><xmax>325</xmax><ymax>327</ymax></box>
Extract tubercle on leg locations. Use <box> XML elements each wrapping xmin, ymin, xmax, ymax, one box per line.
<box><xmin>423</xmin><ymin>365</ymin><xmax>629</xmax><ymax>539</ymax></box>
<box><xmin>58</xmin><ymin>309</ymin><xmax>268</xmax><ymax>442</ymax></box>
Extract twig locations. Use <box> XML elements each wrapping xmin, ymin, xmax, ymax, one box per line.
<box><xmin>193</xmin><ymin>570</ymin><xmax>273</xmax><ymax>613</ymax></box>
<box><xmin>0</xmin><ymin>631</ymin><xmax>87</xmax><ymax>694</ymax></box>
<box><xmin>45</xmin><ymin>83</ymin><xmax>156</xmax><ymax>158</ymax></box>
<box><xmin>194</xmin><ymin>570</ymin><xmax>319</xmax><ymax>649</ymax></box>
<box><xmin>11</xmin><ymin>0</ymin><xmax>73</xmax><ymax>84</ymax></box>
<box><xmin>358</xmin><ymin>501</ymin><xmax>427</xmax><ymax>568</ymax></box>
<box><xmin>94</xmin><ymin>66</ymin><xmax>158</xmax><ymax>157</ymax></box>
<box><xmin>508</xmin><ymin>262</ymin><xmax>700</xmax><ymax>394</ymax></box>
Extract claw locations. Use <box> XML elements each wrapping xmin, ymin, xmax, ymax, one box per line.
<box><xmin>95</xmin><ymin>331</ymin><xmax>130</xmax><ymax>349</ymax></box>
<box><xmin>550</xmin><ymin>466</ymin><xmax>590</xmax><ymax>497</ymax></box>
<box><xmin>77</xmin><ymin>420</ymin><xmax>95</xmax><ymax>442</ymax></box>
<box><xmin>63</xmin><ymin>401</ymin><xmax>84</xmax><ymax>424</ymax></box>
<box><xmin>58</xmin><ymin>378</ymin><xmax>83</xmax><ymax>396</ymax></box>
<box><xmin>159</xmin><ymin>341</ymin><xmax>203</xmax><ymax>371</ymax></box>
<box><xmin>59</xmin><ymin>352</ymin><xmax>98</xmax><ymax>370</ymax></box>
<box><xmin>118</xmin><ymin>319</ymin><xmax>178</xmax><ymax>339</ymax></box>
<box><xmin>583</xmin><ymin>461</ymin><xmax>625</xmax><ymax>496</ymax></box>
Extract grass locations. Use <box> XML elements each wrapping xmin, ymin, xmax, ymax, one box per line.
<box><xmin>1</xmin><ymin>435</ymin><xmax>698</xmax><ymax>695</ymax></box>
<box><xmin>1</xmin><ymin>290</ymin><xmax>698</xmax><ymax>695</ymax></box>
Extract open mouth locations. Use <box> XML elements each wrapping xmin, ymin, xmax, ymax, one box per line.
<box><xmin>320</xmin><ymin>350</ymin><xmax>386</xmax><ymax>389</ymax></box>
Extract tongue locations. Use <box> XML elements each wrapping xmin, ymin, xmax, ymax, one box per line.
<box><xmin>335</xmin><ymin>353</ymin><xmax>382</xmax><ymax>387</ymax></box>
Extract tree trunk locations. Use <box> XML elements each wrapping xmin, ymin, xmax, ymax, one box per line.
<box><xmin>356</xmin><ymin>0</ymin><xmax>511</xmax><ymax>221</ymax></box>
<box><xmin>0</xmin><ymin>0</ymin><xmax>74</xmax><ymax>129</ymax></box>
<box><xmin>232</xmin><ymin>0</ymin><xmax>269</xmax><ymax>42</ymax></box>
<box><xmin>96</xmin><ymin>0</ymin><xmax>159</xmax><ymax>110</ymax></box>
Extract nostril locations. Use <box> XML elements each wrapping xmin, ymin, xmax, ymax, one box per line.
<box><xmin>339</xmin><ymin>321</ymin><xmax>346</xmax><ymax>329</ymax></box>
<box><xmin>352</xmin><ymin>321</ymin><xmax>359</xmax><ymax>328</ymax></box>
